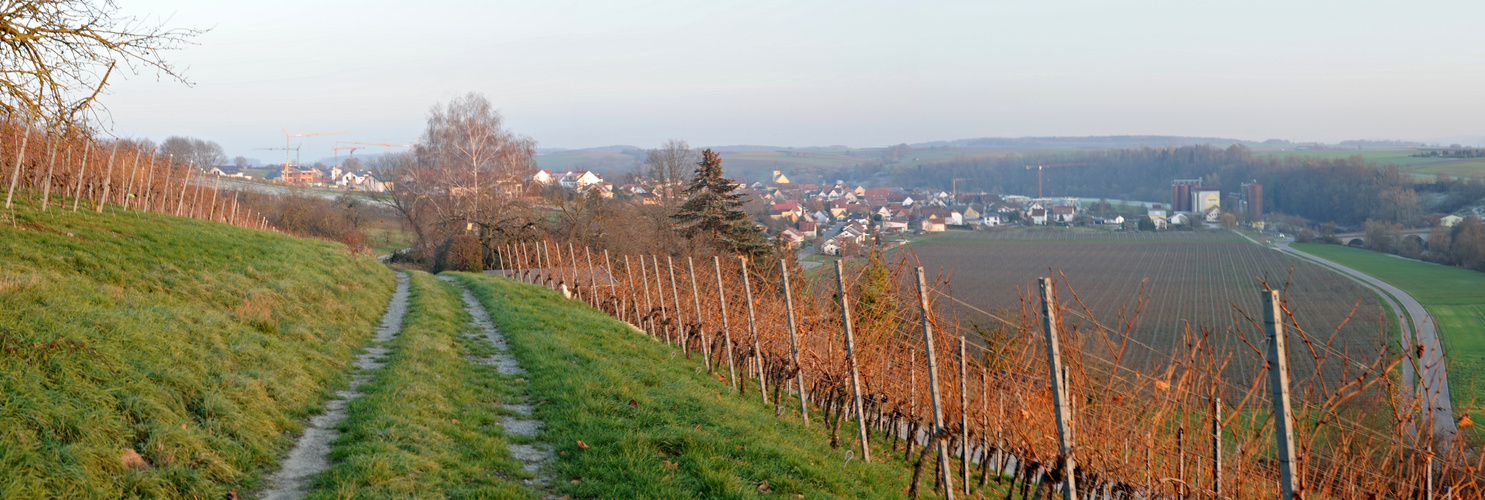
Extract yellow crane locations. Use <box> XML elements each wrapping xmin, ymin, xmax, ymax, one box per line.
<box><xmin>1023</xmin><ymin>162</ymin><xmax>1092</xmax><ymax>198</ymax></box>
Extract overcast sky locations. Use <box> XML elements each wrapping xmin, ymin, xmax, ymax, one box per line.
<box><xmin>104</xmin><ymin>1</ymin><xmax>1485</xmax><ymax>163</ymax></box>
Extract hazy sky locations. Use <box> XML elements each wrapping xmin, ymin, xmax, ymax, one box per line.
<box><xmin>104</xmin><ymin>1</ymin><xmax>1485</xmax><ymax>163</ymax></box>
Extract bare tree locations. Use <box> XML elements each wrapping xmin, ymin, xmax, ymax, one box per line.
<box><xmin>0</xmin><ymin>0</ymin><xmax>204</xmax><ymax>127</ymax></box>
<box><xmin>643</xmin><ymin>139</ymin><xmax>697</xmax><ymax>208</ymax></box>
<box><xmin>415</xmin><ymin>92</ymin><xmax>536</xmax><ymax>226</ymax></box>
<box><xmin>160</xmin><ymin>136</ymin><xmax>224</xmax><ymax>168</ymax></box>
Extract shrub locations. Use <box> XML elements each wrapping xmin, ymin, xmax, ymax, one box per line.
<box><xmin>434</xmin><ymin>235</ymin><xmax>482</xmax><ymax>273</ymax></box>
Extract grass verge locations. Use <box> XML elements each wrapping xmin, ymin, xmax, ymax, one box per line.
<box><xmin>308</xmin><ymin>271</ymin><xmax>528</xmax><ymax>498</ymax></box>
<box><xmin>0</xmin><ymin>193</ymin><xmax>394</xmax><ymax>498</ymax></box>
<box><xmin>451</xmin><ymin>272</ymin><xmax>1010</xmax><ymax>499</ymax></box>
<box><xmin>1291</xmin><ymin>243</ymin><xmax>1485</xmax><ymax>409</ymax></box>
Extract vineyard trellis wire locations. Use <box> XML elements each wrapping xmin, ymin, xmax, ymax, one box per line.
<box><xmin>2</xmin><ymin>117</ymin><xmax>279</xmax><ymax>232</ymax></box>
<box><xmin>495</xmin><ymin>236</ymin><xmax>1482</xmax><ymax>499</ymax></box>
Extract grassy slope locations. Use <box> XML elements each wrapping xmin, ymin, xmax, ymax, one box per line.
<box><xmin>309</xmin><ymin>271</ymin><xmax>528</xmax><ymax>499</ymax></box>
<box><xmin>1291</xmin><ymin>243</ymin><xmax>1485</xmax><ymax>405</ymax></box>
<box><xmin>0</xmin><ymin>194</ymin><xmax>394</xmax><ymax>497</ymax></box>
<box><xmin>453</xmin><ymin>272</ymin><xmax>1008</xmax><ymax>499</ymax></box>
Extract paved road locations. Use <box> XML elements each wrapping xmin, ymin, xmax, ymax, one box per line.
<box><xmin>1251</xmin><ymin>234</ymin><xmax>1456</xmax><ymax>442</ymax></box>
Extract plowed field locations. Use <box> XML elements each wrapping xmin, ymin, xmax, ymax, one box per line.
<box><xmin>908</xmin><ymin>228</ymin><xmax>1391</xmax><ymax>381</ymax></box>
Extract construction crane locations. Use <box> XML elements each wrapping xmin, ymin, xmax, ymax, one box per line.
<box><xmin>1023</xmin><ymin>162</ymin><xmax>1093</xmax><ymax>198</ymax></box>
<box><xmin>255</xmin><ymin>146</ymin><xmax>300</xmax><ymax>167</ymax></box>
<box><xmin>952</xmin><ymin>178</ymin><xmax>973</xmax><ymax>199</ymax></box>
<box><xmin>332</xmin><ymin>145</ymin><xmax>363</xmax><ymax>173</ymax></box>
<box><xmin>339</xmin><ymin>139</ymin><xmax>419</xmax><ymax>150</ymax></box>
<box><xmin>282</xmin><ymin>129</ymin><xmax>347</xmax><ymax>167</ymax></box>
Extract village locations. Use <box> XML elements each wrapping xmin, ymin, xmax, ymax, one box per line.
<box><xmin>510</xmin><ymin>167</ymin><xmax>1271</xmax><ymax>257</ymax></box>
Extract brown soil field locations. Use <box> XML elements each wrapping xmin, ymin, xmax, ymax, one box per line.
<box><xmin>906</xmin><ymin>227</ymin><xmax>1392</xmax><ymax>383</ymax></box>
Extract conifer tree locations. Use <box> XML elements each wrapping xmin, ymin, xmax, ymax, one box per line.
<box><xmin>672</xmin><ymin>149</ymin><xmax>769</xmax><ymax>257</ymax></box>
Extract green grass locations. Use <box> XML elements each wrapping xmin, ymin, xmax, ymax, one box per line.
<box><xmin>365</xmin><ymin>227</ymin><xmax>415</xmax><ymax>256</ymax></box>
<box><xmin>1290</xmin><ymin>243</ymin><xmax>1485</xmax><ymax>407</ymax></box>
<box><xmin>451</xmin><ymin>272</ymin><xmax>1010</xmax><ymax>499</ymax></box>
<box><xmin>309</xmin><ymin>271</ymin><xmax>528</xmax><ymax>499</ymax></box>
<box><xmin>0</xmin><ymin>192</ymin><xmax>395</xmax><ymax>498</ymax></box>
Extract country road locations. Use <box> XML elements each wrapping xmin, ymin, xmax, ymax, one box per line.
<box><xmin>1239</xmin><ymin>232</ymin><xmax>1457</xmax><ymax>442</ymax></box>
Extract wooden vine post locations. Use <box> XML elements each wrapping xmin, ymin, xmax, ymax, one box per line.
<box><xmin>4</xmin><ymin>125</ymin><xmax>29</xmax><ymax>210</ymax></box>
<box><xmin>1263</xmin><ymin>289</ymin><xmax>1300</xmax><ymax>500</ymax></box>
<box><xmin>687</xmin><ymin>257</ymin><xmax>710</xmax><ymax>368</ymax></box>
<box><xmin>714</xmin><ymin>256</ymin><xmax>738</xmax><ymax>391</ymax></box>
<box><xmin>71</xmin><ymin>141</ymin><xmax>91</xmax><ymax>212</ymax></box>
<box><xmin>740</xmin><ymin>256</ymin><xmax>766</xmax><ymax>404</ymax></box>
<box><xmin>585</xmin><ymin>246</ymin><xmax>597</xmax><ymax>307</ymax></box>
<box><xmin>833</xmin><ymin>260</ymin><xmax>871</xmax><ymax>463</ymax></box>
<box><xmin>39</xmin><ymin>139</ymin><xmax>57</xmax><ymax>210</ymax></box>
<box><xmin>780</xmin><ymin>259</ymin><xmax>808</xmax><ymax>424</ymax></box>
<box><xmin>916</xmin><ymin>267</ymin><xmax>954</xmax><ymax>499</ymax></box>
<box><xmin>666</xmin><ymin>256</ymin><xmax>684</xmax><ymax>353</ymax></box>
<box><xmin>1037</xmin><ymin>277</ymin><xmax>1078</xmax><ymax>499</ymax></box>
<box><xmin>654</xmin><ymin>255</ymin><xmax>671</xmax><ymax>345</ymax></box>
<box><xmin>98</xmin><ymin>143</ymin><xmax>119</xmax><ymax>213</ymax></box>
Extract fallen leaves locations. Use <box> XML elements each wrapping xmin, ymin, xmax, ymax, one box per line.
<box><xmin>120</xmin><ymin>448</ymin><xmax>149</xmax><ymax>470</ymax></box>
<box><xmin>663</xmin><ymin>460</ymin><xmax>678</xmax><ymax>470</ymax></box>
<box><xmin>577</xmin><ymin>440</ymin><xmax>590</xmax><ymax>450</ymax></box>
<box><xmin>755</xmin><ymin>480</ymin><xmax>771</xmax><ymax>493</ymax></box>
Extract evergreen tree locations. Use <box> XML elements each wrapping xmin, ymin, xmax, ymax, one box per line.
<box><xmin>672</xmin><ymin>149</ymin><xmax>770</xmax><ymax>257</ymax></box>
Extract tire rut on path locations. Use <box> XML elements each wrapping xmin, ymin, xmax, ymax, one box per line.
<box><xmin>438</xmin><ymin>276</ymin><xmax>555</xmax><ymax>488</ymax></box>
<box><xmin>257</xmin><ymin>270</ymin><xmax>410</xmax><ymax>500</ymax></box>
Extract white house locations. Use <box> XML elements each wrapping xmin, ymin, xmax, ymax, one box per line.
<box><xmin>921</xmin><ymin>216</ymin><xmax>946</xmax><ymax>232</ymax></box>
<box><xmin>982</xmin><ymin>214</ymin><xmax>1003</xmax><ymax>226</ymax></box>
<box><xmin>1029</xmin><ymin>208</ymin><xmax>1048</xmax><ymax>225</ymax></box>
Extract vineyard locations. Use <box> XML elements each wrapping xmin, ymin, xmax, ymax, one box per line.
<box><xmin>906</xmin><ymin>228</ymin><xmax>1393</xmax><ymax>386</ymax></box>
<box><xmin>1</xmin><ymin>120</ymin><xmax>275</xmax><ymax>232</ymax></box>
<box><xmin>491</xmin><ymin>237</ymin><xmax>1476</xmax><ymax>499</ymax></box>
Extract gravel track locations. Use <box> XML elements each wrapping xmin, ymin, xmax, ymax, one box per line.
<box><xmin>257</xmin><ymin>270</ymin><xmax>410</xmax><ymax>500</ymax></box>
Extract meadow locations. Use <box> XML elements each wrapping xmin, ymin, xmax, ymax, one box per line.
<box><xmin>0</xmin><ymin>192</ymin><xmax>394</xmax><ymax>498</ymax></box>
<box><xmin>906</xmin><ymin>228</ymin><xmax>1391</xmax><ymax>382</ymax></box>
<box><xmin>1256</xmin><ymin>149</ymin><xmax>1485</xmax><ymax>179</ymax></box>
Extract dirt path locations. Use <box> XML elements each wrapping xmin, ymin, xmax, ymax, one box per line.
<box><xmin>438</xmin><ymin>276</ymin><xmax>554</xmax><ymax>487</ymax></box>
<box><xmin>257</xmin><ymin>270</ymin><xmax>410</xmax><ymax>500</ymax></box>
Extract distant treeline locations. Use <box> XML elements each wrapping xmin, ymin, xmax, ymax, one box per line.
<box><xmin>845</xmin><ymin>145</ymin><xmax>1485</xmax><ymax>228</ymax></box>
<box><xmin>1412</xmin><ymin>148</ymin><xmax>1485</xmax><ymax>159</ymax></box>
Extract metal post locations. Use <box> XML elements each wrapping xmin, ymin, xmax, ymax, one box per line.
<box><xmin>959</xmin><ymin>335</ymin><xmax>970</xmax><ymax>495</ymax></box>
<box><xmin>1263</xmin><ymin>289</ymin><xmax>1300</xmax><ymax>500</ymax></box>
<box><xmin>715</xmin><ymin>256</ymin><xmax>738</xmax><ymax>391</ymax></box>
<box><xmin>688</xmin><ymin>257</ymin><xmax>711</xmax><ymax>368</ymax></box>
<box><xmin>1212</xmin><ymin>396</ymin><xmax>1223</xmax><ymax>499</ymax></box>
<box><xmin>1037</xmin><ymin>277</ymin><xmax>1077</xmax><ymax>499</ymax></box>
<box><xmin>667</xmin><ymin>256</ymin><xmax>685</xmax><ymax>353</ymax></box>
<box><xmin>740</xmin><ymin>256</ymin><xmax>766</xmax><ymax>404</ymax></box>
<box><xmin>916</xmin><ymin>267</ymin><xmax>955</xmax><ymax>499</ymax></box>
<box><xmin>834</xmin><ymin>261</ymin><xmax>871</xmax><ymax>463</ymax></box>
<box><xmin>781</xmin><ymin>260</ymin><xmax>808</xmax><ymax>425</ymax></box>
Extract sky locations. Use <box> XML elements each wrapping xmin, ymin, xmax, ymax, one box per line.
<box><xmin>103</xmin><ymin>0</ymin><xmax>1485</xmax><ymax>163</ymax></box>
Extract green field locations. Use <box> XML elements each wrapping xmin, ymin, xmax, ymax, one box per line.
<box><xmin>1290</xmin><ymin>243</ymin><xmax>1485</xmax><ymax>406</ymax></box>
<box><xmin>0</xmin><ymin>193</ymin><xmax>394</xmax><ymax>498</ymax></box>
<box><xmin>1256</xmin><ymin>149</ymin><xmax>1485</xmax><ymax>179</ymax></box>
